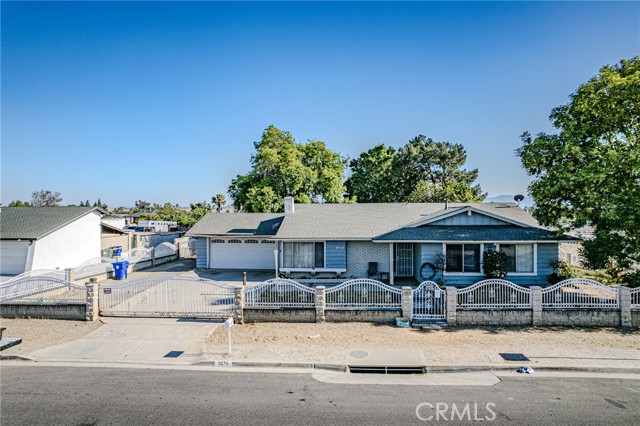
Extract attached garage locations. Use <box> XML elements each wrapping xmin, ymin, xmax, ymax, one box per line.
<box><xmin>209</xmin><ymin>238</ymin><xmax>276</xmax><ymax>270</ymax></box>
<box><xmin>0</xmin><ymin>241</ymin><xmax>31</xmax><ymax>275</ymax></box>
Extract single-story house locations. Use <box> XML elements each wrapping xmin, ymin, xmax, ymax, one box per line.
<box><xmin>0</xmin><ymin>207</ymin><xmax>105</xmax><ymax>275</ymax></box>
<box><xmin>186</xmin><ymin>197</ymin><xmax>578</xmax><ymax>286</ymax></box>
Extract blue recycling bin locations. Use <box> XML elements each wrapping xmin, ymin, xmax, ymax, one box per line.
<box><xmin>114</xmin><ymin>246</ymin><xmax>123</xmax><ymax>256</ymax></box>
<box><xmin>112</xmin><ymin>261</ymin><xmax>129</xmax><ymax>280</ymax></box>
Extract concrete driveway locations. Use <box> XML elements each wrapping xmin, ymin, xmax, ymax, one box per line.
<box><xmin>26</xmin><ymin>317</ymin><xmax>222</xmax><ymax>365</ymax></box>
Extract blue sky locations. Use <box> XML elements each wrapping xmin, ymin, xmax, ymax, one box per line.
<box><xmin>2</xmin><ymin>1</ymin><xmax>638</xmax><ymax>207</ymax></box>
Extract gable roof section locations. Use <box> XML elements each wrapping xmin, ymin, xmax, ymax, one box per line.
<box><xmin>372</xmin><ymin>226</ymin><xmax>579</xmax><ymax>242</ymax></box>
<box><xmin>0</xmin><ymin>207</ymin><xmax>105</xmax><ymax>240</ymax></box>
<box><xmin>404</xmin><ymin>205</ymin><xmax>534</xmax><ymax>228</ymax></box>
<box><xmin>186</xmin><ymin>213</ymin><xmax>284</xmax><ymax>237</ymax></box>
<box><xmin>274</xmin><ymin>202</ymin><xmax>543</xmax><ymax>240</ymax></box>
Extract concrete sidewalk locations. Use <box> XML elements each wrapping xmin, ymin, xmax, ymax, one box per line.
<box><xmin>25</xmin><ymin>318</ymin><xmax>221</xmax><ymax>365</ymax></box>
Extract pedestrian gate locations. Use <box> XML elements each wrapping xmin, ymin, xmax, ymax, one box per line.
<box><xmin>412</xmin><ymin>281</ymin><xmax>446</xmax><ymax>321</ymax></box>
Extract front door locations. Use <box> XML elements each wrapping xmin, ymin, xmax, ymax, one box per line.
<box><xmin>395</xmin><ymin>243</ymin><xmax>413</xmax><ymax>277</ymax></box>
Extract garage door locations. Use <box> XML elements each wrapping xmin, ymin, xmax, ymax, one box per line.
<box><xmin>209</xmin><ymin>239</ymin><xmax>276</xmax><ymax>270</ymax></box>
<box><xmin>0</xmin><ymin>241</ymin><xmax>30</xmax><ymax>275</ymax></box>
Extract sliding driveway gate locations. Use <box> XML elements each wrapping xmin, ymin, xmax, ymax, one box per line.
<box><xmin>99</xmin><ymin>275</ymin><xmax>235</xmax><ymax>318</ymax></box>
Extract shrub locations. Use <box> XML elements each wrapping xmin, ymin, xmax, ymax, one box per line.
<box><xmin>621</xmin><ymin>270</ymin><xmax>640</xmax><ymax>288</ymax></box>
<box><xmin>482</xmin><ymin>249</ymin><xmax>507</xmax><ymax>279</ymax></box>
<box><xmin>547</xmin><ymin>260</ymin><xmax>578</xmax><ymax>284</ymax></box>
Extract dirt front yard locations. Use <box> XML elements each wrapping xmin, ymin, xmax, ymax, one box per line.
<box><xmin>1</xmin><ymin>318</ymin><xmax>103</xmax><ymax>356</ymax></box>
<box><xmin>207</xmin><ymin>322</ymin><xmax>640</xmax><ymax>367</ymax></box>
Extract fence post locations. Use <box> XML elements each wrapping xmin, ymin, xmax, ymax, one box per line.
<box><xmin>85</xmin><ymin>281</ymin><xmax>100</xmax><ymax>321</ymax></box>
<box><xmin>618</xmin><ymin>286</ymin><xmax>631</xmax><ymax>328</ymax></box>
<box><xmin>234</xmin><ymin>287</ymin><xmax>245</xmax><ymax>324</ymax></box>
<box><xmin>315</xmin><ymin>286</ymin><xmax>326</xmax><ymax>323</ymax></box>
<box><xmin>65</xmin><ymin>268</ymin><xmax>75</xmax><ymax>283</ymax></box>
<box><xmin>151</xmin><ymin>247</ymin><xmax>156</xmax><ymax>267</ymax></box>
<box><xmin>531</xmin><ymin>286</ymin><xmax>542</xmax><ymax>326</ymax></box>
<box><xmin>445</xmin><ymin>286</ymin><xmax>457</xmax><ymax>326</ymax></box>
<box><xmin>401</xmin><ymin>287</ymin><xmax>413</xmax><ymax>321</ymax></box>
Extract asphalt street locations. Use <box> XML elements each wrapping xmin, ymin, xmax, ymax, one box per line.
<box><xmin>1</xmin><ymin>366</ymin><xmax>638</xmax><ymax>425</ymax></box>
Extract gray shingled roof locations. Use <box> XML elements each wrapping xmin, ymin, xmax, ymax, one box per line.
<box><xmin>0</xmin><ymin>207</ymin><xmax>104</xmax><ymax>240</ymax></box>
<box><xmin>274</xmin><ymin>203</ymin><xmax>543</xmax><ymax>240</ymax></box>
<box><xmin>186</xmin><ymin>213</ymin><xmax>284</xmax><ymax>237</ymax></box>
<box><xmin>373</xmin><ymin>226</ymin><xmax>578</xmax><ymax>242</ymax></box>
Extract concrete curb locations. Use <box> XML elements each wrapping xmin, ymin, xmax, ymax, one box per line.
<box><xmin>426</xmin><ymin>365</ymin><xmax>640</xmax><ymax>375</ymax></box>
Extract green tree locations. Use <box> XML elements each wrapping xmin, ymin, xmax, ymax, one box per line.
<box><xmin>229</xmin><ymin>125</ymin><xmax>347</xmax><ymax>212</ymax></box>
<box><xmin>394</xmin><ymin>135</ymin><xmax>485</xmax><ymax>202</ymax></box>
<box><xmin>31</xmin><ymin>190</ymin><xmax>62</xmax><ymax>207</ymax></box>
<box><xmin>517</xmin><ymin>57</ymin><xmax>640</xmax><ymax>270</ymax></box>
<box><xmin>212</xmin><ymin>194</ymin><xmax>227</xmax><ymax>213</ymax></box>
<box><xmin>8</xmin><ymin>200</ymin><xmax>30</xmax><ymax>207</ymax></box>
<box><xmin>345</xmin><ymin>144</ymin><xmax>397</xmax><ymax>202</ymax></box>
<box><xmin>346</xmin><ymin>137</ymin><xmax>485</xmax><ymax>203</ymax></box>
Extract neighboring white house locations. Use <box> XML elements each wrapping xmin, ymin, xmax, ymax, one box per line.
<box><xmin>0</xmin><ymin>207</ymin><xmax>105</xmax><ymax>275</ymax></box>
<box><xmin>138</xmin><ymin>220</ymin><xmax>177</xmax><ymax>232</ymax></box>
<box><xmin>101</xmin><ymin>215</ymin><xmax>126</xmax><ymax>230</ymax></box>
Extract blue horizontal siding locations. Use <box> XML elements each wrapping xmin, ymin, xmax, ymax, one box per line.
<box><xmin>430</xmin><ymin>212</ymin><xmax>508</xmax><ymax>226</ymax></box>
<box><xmin>325</xmin><ymin>240</ymin><xmax>347</xmax><ymax>269</ymax></box>
<box><xmin>196</xmin><ymin>238</ymin><xmax>208</xmax><ymax>269</ymax></box>
<box><xmin>413</xmin><ymin>242</ymin><xmax>559</xmax><ymax>286</ymax></box>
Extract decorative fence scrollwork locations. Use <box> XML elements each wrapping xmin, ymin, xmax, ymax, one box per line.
<box><xmin>245</xmin><ymin>278</ymin><xmax>315</xmax><ymax>308</ymax></box>
<box><xmin>542</xmin><ymin>278</ymin><xmax>618</xmax><ymax>309</ymax></box>
<box><xmin>0</xmin><ymin>276</ymin><xmax>86</xmax><ymax>304</ymax></box>
<box><xmin>457</xmin><ymin>279</ymin><xmax>532</xmax><ymax>309</ymax></box>
<box><xmin>325</xmin><ymin>279</ymin><xmax>401</xmax><ymax>310</ymax></box>
<box><xmin>631</xmin><ymin>287</ymin><xmax>640</xmax><ymax>310</ymax></box>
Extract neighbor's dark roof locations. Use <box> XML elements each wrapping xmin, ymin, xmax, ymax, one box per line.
<box><xmin>0</xmin><ymin>207</ymin><xmax>105</xmax><ymax>240</ymax></box>
<box><xmin>373</xmin><ymin>226</ymin><xmax>579</xmax><ymax>242</ymax></box>
<box><xmin>186</xmin><ymin>213</ymin><xmax>284</xmax><ymax>237</ymax></box>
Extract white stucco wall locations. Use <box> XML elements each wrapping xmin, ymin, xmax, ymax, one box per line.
<box><xmin>102</xmin><ymin>216</ymin><xmax>126</xmax><ymax>229</ymax></box>
<box><xmin>30</xmin><ymin>211</ymin><xmax>102</xmax><ymax>270</ymax></box>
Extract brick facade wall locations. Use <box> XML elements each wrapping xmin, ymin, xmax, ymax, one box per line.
<box><xmin>346</xmin><ymin>242</ymin><xmax>390</xmax><ymax>279</ymax></box>
<box><xmin>456</xmin><ymin>310</ymin><xmax>532</xmax><ymax>326</ymax></box>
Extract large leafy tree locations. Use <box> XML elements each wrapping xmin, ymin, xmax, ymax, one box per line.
<box><xmin>345</xmin><ymin>144</ymin><xmax>397</xmax><ymax>202</ymax></box>
<box><xmin>212</xmin><ymin>194</ymin><xmax>227</xmax><ymax>212</ymax></box>
<box><xmin>395</xmin><ymin>135</ymin><xmax>485</xmax><ymax>202</ymax></box>
<box><xmin>517</xmin><ymin>57</ymin><xmax>640</xmax><ymax>270</ymax></box>
<box><xmin>346</xmin><ymin>137</ymin><xmax>484</xmax><ymax>203</ymax></box>
<box><xmin>229</xmin><ymin>125</ymin><xmax>347</xmax><ymax>212</ymax></box>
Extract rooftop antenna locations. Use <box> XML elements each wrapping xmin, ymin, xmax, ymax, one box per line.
<box><xmin>514</xmin><ymin>194</ymin><xmax>524</xmax><ymax>207</ymax></box>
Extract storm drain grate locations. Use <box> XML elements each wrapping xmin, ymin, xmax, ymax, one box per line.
<box><xmin>348</xmin><ymin>366</ymin><xmax>427</xmax><ymax>375</ymax></box>
<box><xmin>164</xmin><ymin>351</ymin><xmax>184</xmax><ymax>358</ymax></box>
<box><xmin>499</xmin><ymin>353</ymin><xmax>529</xmax><ymax>361</ymax></box>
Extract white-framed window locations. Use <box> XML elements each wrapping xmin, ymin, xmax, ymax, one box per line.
<box><xmin>445</xmin><ymin>243</ymin><xmax>482</xmax><ymax>274</ymax></box>
<box><xmin>211</xmin><ymin>239</ymin><xmax>225</xmax><ymax>244</ymax></box>
<box><xmin>261</xmin><ymin>240</ymin><xmax>274</xmax><ymax>244</ymax></box>
<box><xmin>498</xmin><ymin>243</ymin><xmax>535</xmax><ymax>274</ymax></box>
<box><xmin>245</xmin><ymin>239</ymin><xmax>258</xmax><ymax>244</ymax></box>
<box><xmin>283</xmin><ymin>242</ymin><xmax>325</xmax><ymax>269</ymax></box>
<box><xmin>228</xmin><ymin>239</ymin><xmax>241</xmax><ymax>244</ymax></box>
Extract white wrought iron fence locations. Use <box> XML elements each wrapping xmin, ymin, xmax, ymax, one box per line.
<box><xmin>631</xmin><ymin>287</ymin><xmax>640</xmax><ymax>310</ymax></box>
<box><xmin>0</xmin><ymin>276</ymin><xmax>86</xmax><ymax>304</ymax></box>
<box><xmin>0</xmin><ymin>269</ymin><xmax>67</xmax><ymax>285</ymax></box>
<box><xmin>99</xmin><ymin>275</ymin><xmax>235</xmax><ymax>317</ymax></box>
<box><xmin>154</xmin><ymin>242</ymin><xmax>177</xmax><ymax>259</ymax></box>
<box><xmin>246</xmin><ymin>278</ymin><xmax>315</xmax><ymax>308</ymax></box>
<box><xmin>412</xmin><ymin>281</ymin><xmax>446</xmax><ymax>320</ymax></box>
<box><xmin>74</xmin><ymin>257</ymin><xmax>115</xmax><ymax>279</ymax></box>
<box><xmin>325</xmin><ymin>278</ymin><xmax>402</xmax><ymax>310</ymax></box>
<box><xmin>457</xmin><ymin>279</ymin><xmax>532</xmax><ymax>309</ymax></box>
<box><xmin>541</xmin><ymin>278</ymin><xmax>617</xmax><ymax>309</ymax></box>
<box><xmin>121</xmin><ymin>247</ymin><xmax>153</xmax><ymax>264</ymax></box>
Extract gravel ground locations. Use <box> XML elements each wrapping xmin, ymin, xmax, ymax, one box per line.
<box><xmin>207</xmin><ymin>323</ymin><xmax>640</xmax><ymax>367</ymax></box>
<box><xmin>0</xmin><ymin>319</ymin><xmax>103</xmax><ymax>356</ymax></box>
